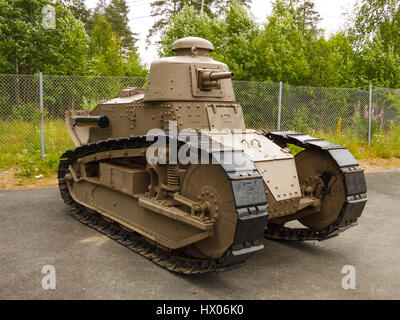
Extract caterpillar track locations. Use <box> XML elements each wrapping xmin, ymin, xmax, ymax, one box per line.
<box><xmin>58</xmin><ymin>135</ymin><xmax>267</xmax><ymax>275</ymax></box>
<box><xmin>265</xmin><ymin>130</ymin><xmax>368</xmax><ymax>241</ymax></box>
<box><xmin>58</xmin><ymin>131</ymin><xmax>368</xmax><ymax>274</ymax></box>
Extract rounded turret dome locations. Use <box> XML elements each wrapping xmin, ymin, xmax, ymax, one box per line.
<box><xmin>172</xmin><ymin>37</ymin><xmax>214</xmax><ymax>56</ymax></box>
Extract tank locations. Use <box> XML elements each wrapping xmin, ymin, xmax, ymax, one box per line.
<box><xmin>58</xmin><ymin>37</ymin><xmax>368</xmax><ymax>274</ymax></box>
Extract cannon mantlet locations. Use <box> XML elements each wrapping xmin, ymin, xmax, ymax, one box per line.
<box><xmin>144</xmin><ymin>37</ymin><xmax>236</xmax><ymax>102</ymax></box>
<box><xmin>199</xmin><ymin>71</ymin><xmax>235</xmax><ymax>90</ymax></box>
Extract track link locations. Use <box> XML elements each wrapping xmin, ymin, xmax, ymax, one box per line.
<box><xmin>265</xmin><ymin>130</ymin><xmax>368</xmax><ymax>241</ymax></box>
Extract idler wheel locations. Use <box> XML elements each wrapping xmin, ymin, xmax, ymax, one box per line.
<box><xmin>294</xmin><ymin>150</ymin><xmax>346</xmax><ymax>229</ymax></box>
<box><xmin>180</xmin><ymin>164</ymin><xmax>236</xmax><ymax>258</ymax></box>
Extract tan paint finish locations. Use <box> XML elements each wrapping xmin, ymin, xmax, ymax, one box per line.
<box><xmin>206</xmin><ymin>104</ymin><xmax>245</xmax><ymax>130</ymax></box>
<box><xmin>254</xmin><ymin>159</ymin><xmax>301</xmax><ymax>201</ymax></box>
<box><xmin>80</xmin><ymin>147</ymin><xmax>147</xmax><ymax>164</ymax></box>
<box><xmin>173</xmin><ymin>102</ymin><xmax>209</xmax><ymax>131</ymax></box>
<box><xmin>65</xmin><ymin>110</ymin><xmax>90</xmax><ymax>146</ymax></box>
<box><xmin>99</xmin><ymin>163</ymin><xmax>150</xmax><ymax>195</ymax></box>
<box><xmin>144</xmin><ymin>58</ymin><xmax>235</xmax><ymax>103</ymax></box>
<box><xmin>180</xmin><ymin>164</ymin><xmax>237</xmax><ymax>258</ymax></box>
<box><xmin>62</xmin><ymin>37</ymin><xmax>319</xmax><ymax>256</ymax></box>
<box><xmin>205</xmin><ymin>130</ymin><xmax>301</xmax><ymax>217</ymax></box>
<box><xmin>67</xmin><ymin>180</ymin><xmax>212</xmax><ymax>249</ymax></box>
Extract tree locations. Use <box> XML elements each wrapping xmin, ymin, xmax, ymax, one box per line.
<box><xmin>270</xmin><ymin>0</ymin><xmax>321</xmax><ymax>36</ymax></box>
<box><xmin>0</xmin><ymin>0</ymin><xmax>91</xmax><ymax>75</ymax></box>
<box><xmin>104</xmin><ymin>0</ymin><xmax>137</xmax><ymax>52</ymax></box>
<box><xmin>157</xmin><ymin>6</ymin><xmax>214</xmax><ymax>57</ymax></box>
<box><xmin>356</xmin><ymin>33</ymin><xmax>400</xmax><ymax>88</ymax></box>
<box><xmin>252</xmin><ymin>0</ymin><xmax>357</xmax><ymax>87</ymax></box>
<box><xmin>91</xmin><ymin>15</ymin><xmax>146</xmax><ymax>76</ymax></box>
<box><xmin>147</xmin><ymin>0</ymin><xmax>251</xmax><ymax>44</ymax></box>
<box><xmin>158</xmin><ymin>1</ymin><xmax>258</xmax><ymax>80</ymax></box>
<box><xmin>41</xmin><ymin>8</ymin><xmax>91</xmax><ymax>75</ymax></box>
<box><xmin>254</xmin><ymin>7</ymin><xmax>310</xmax><ymax>84</ymax></box>
<box><xmin>348</xmin><ymin>0</ymin><xmax>400</xmax><ymax>87</ymax></box>
<box><xmin>323</xmin><ymin>33</ymin><xmax>357</xmax><ymax>87</ymax></box>
<box><xmin>352</xmin><ymin>0</ymin><xmax>400</xmax><ymax>49</ymax></box>
<box><xmin>91</xmin><ymin>15</ymin><xmax>124</xmax><ymax>76</ymax></box>
<box><xmin>212</xmin><ymin>1</ymin><xmax>260</xmax><ymax>80</ymax></box>
<box><xmin>59</xmin><ymin>0</ymin><xmax>91</xmax><ymax>27</ymax></box>
<box><xmin>0</xmin><ymin>0</ymin><xmax>50</xmax><ymax>74</ymax></box>
<box><xmin>293</xmin><ymin>0</ymin><xmax>321</xmax><ymax>36</ymax></box>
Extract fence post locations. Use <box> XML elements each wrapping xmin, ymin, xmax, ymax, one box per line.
<box><xmin>277</xmin><ymin>81</ymin><xmax>282</xmax><ymax>130</ymax></box>
<box><xmin>368</xmin><ymin>83</ymin><xmax>372</xmax><ymax>147</ymax></box>
<box><xmin>39</xmin><ymin>72</ymin><xmax>45</xmax><ymax>159</ymax></box>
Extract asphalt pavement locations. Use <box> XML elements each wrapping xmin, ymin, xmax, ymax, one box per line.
<box><xmin>0</xmin><ymin>172</ymin><xmax>399</xmax><ymax>299</ymax></box>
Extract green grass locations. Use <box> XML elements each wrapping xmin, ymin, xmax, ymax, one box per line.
<box><xmin>0</xmin><ymin>119</ymin><xmax>75</xmax><ymax>178</ymax></box>
<box><xmin>1</xmin><ymin>119</ymin><xmax>399</xmax><ymax>180</ymax></box>
<box><xmin>317</xmin><ymin>128</ymin><xmax>400</xmax><ymax>159</ymax></box>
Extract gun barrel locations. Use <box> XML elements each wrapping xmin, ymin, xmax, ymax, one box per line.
<box><xmin>201</xmin><ymin>71</ymin><xmax>235</xmax><ymax>82</ymax></box>
<box><xmin>74</xmin><ymin>115</ymin><xmax>110</xmax><ymax>128</ymax></box>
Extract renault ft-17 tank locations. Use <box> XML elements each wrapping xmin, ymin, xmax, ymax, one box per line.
<box><xmin>58</xmin><ymin>37</ymin><xmax>368</xmax><ymax>274</ymax></box>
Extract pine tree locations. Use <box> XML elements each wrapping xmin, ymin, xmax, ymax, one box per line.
<box><xmin>105</xmin><ymin>0</ymin><xmax>137</xmax><ymax>52</ymax></box>
<box><xmin>60</xmin><ymin>0</ymin><xmax>91</xmax><ymax>27</ymax></box>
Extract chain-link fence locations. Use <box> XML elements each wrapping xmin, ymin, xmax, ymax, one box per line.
<box><xmin>1</xmin><ymin>74</ymin><xmax>399</xmax><ymax>159</ymax></box>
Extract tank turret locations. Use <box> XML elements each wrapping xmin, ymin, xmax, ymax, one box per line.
<box><xmin>144</xmin><ymin>37</ymin><xmax>236</xmax><ymax>102</ymax></box>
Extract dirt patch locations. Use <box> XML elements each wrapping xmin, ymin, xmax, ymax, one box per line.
<box><xmin>358</xmin><ymin>157</ymin><xmax>400</xmax><ymax>173</ymax></box>
<box><xmin>1</xmin><ymin>157</ymin><xmax>399</xmax><ymax>190</ymax></box>
<box><xmin>0</xmin><ymin>168</ymin><xmax>58</xmax><ymax>190</ymax></box>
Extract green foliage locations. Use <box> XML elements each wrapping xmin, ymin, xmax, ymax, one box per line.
<box><xmin>3</xmin><ymin>0</ymin><xmax>400</xmax><ymax>89</ymax></box>
<box><xmin>348</xmin><ymin>0</ymin><xmax>400</xmax><ymax>88</ymax></box>
<box><xmin>148</xmin><ymin>0</ymin><xmax>251</xmax><ymax>43</ymax></box>
<box><xmin>104</xmin><ymin>0</ymin><xmax>137</xmax><ymax>52</ymax></box>
<box><xmin>92</xmin><ymin>16</ymin><xmax>125</xmax><ymax>76</ymax></box>
<box><xmin>0</xmin><ymin>119</ymin><xmax>75</xmax><ymax>177</ymax></box>
<box><xmin>254</xmin><ymin>8</ymin><xmax>310</xmax><ymax>84</ymax></box>
<box><xmin>158</xmin><ymin>1</ymin><xmax>259</xmax><ymax>81</ymax></box>
<box><xmin>41</xmin><ymin>8</ymin><xmax>92</xmax><ymax>76</ymax></box>
<box><xmin>156</xmin><ymin>0</ymin><xmax>400</xmax><ymax>90</ymax></box>
<box><xmin>60</xmin><ymin>0</ymin><xmax>91</xmax><ymax>27</ymax></box>
<box><xmin>0</xmin><ymin>0</ymin><xmax>147</xmax><ymax>77</ymax></box>
<box><xmin>158</xmin><ymin>6</ymin><xmax>214</xmax><ymax>57</ymax></box>
<box><xmin>7</xmin><ymin>103</ymin><xmax>41</xmax><ymax>122</ymax></box>
<box><xmin>1</xmin><ymin>119</ymin><xmax>399</xmax><ymax>181</ymax></box>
